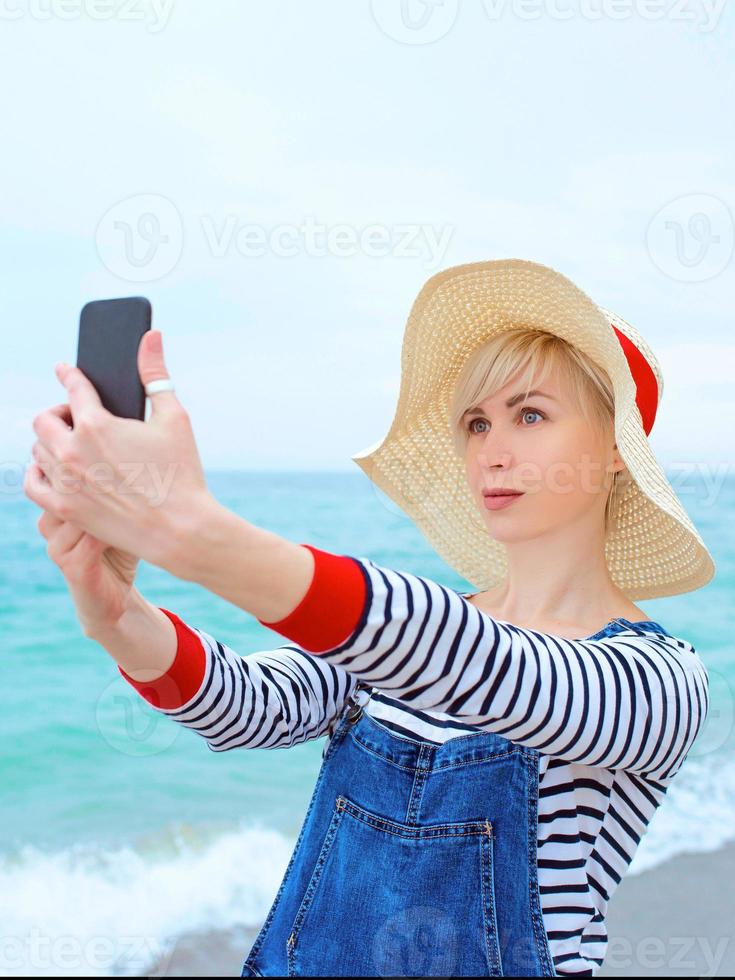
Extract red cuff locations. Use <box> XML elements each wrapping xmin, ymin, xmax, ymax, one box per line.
<box><xmin>118</xmin><ymin>608</ymin><xmax>207</xmax><ymax>710</ymax></box>
<box><xmin>257</xmin><ymin>544</ymin><xmax>368</xmax><ymax>653</ymax></box>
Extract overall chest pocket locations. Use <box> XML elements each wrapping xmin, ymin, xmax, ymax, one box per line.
<box><xmin>287</xmin><ymin>794</ymin><xmax>503</xmax><ymax>977</ymax></box>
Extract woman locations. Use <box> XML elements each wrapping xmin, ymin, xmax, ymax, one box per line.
<box><xmin>26</xmin><ymin>259</ymin><xmax>714</xmax><ymax>976</ymax></box>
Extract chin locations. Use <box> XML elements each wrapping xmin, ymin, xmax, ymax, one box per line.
<box><xmin>481</xmin><ymin>517</ymin><xmax>526</xmax><ymax>542</ymax></box>
<box><xmin>489</xmin><ymin>529</ymin><xmax>527</xmax><ymax>545</ymax></box>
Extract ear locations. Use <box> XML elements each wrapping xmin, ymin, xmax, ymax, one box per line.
<box><xmin>607</xmin><ymin>442</ymin><xmax>627</xmax><ymax>476</ymax></box>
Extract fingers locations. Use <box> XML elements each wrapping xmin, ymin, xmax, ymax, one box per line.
<box><xmin>32</xmin><ymin>440</ymin><xmax>56</xmax><ymax>479</ymax></box>
<box><xmin>138</xmin><ymin>331</ymin><xmax>181</xmax><ymax>416</ymax></box>
<box><xmin>37</xmin><ymin>508</ymin><xmax>83</xmax><ymax>550</ymax></box>
<box><xmin>37</xmin><ymin>509</ymin><xmax>102</xmax><ymax>574</ymax></box>
<box><xmin>37</xmin><ymin>509</ymin><xmax>105</xmax><ymax>560</ymax></box>
<box><xmin>32</xmin><ymin>402</ymin><xmax>75</xmax><ymax>454</ymax></box>
<box><xmin>32</xmin><ymin>441</ymin><xmax>71</xmax><ymax>501</ymax></box>
<box><xmin>26</xmin><ymin>461</ymin><xmax>51</xmax><ymax>496</ymax></box>
<box><xmin>37</xmin><ymin>510</ymin><xmax>63</xmax><ymax>539</ymax></box>
<box><xmin>46</xmin><ymin>403</ymin><xmax>74</xmax><ymax>427</ymax></box>
<box><xmin>55</xmin><ymin>364</ymin><xmax>104</xmax><ymax>419</ymax></box>
<box><xmin>29</xmin><ymin>406</ymin><xmax>73</xmax><ymax>496</ymax></box>
<box><xmin>25</xmin><ymin>461</ymin><xmax>69</xmax><ymax>518</ymax></box>
<box><xmin>45</xmin><ymin>521</ymin><xmax>86</xmax><ymax>562</ymax></box>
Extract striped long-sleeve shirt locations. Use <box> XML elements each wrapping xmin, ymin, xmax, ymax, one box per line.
<box><xmin>119</xmin><ymin>545</ymin><xmax>710</xmax><ymax>977</ymax></box>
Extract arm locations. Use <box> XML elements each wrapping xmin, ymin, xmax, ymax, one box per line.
<box><xmin>96</xmin><ymin>597</ymin><xmax>358</xmax><ymax>751</ymax></box>
<box><xmin>157</xmin><ymin>507</ymin><xmax>708</xmax><ymax>779</ymax></box>
<box><xmin>255</xmin><ymin>549</ymin><xmax>711</xmax><ymax>781</ymax></box>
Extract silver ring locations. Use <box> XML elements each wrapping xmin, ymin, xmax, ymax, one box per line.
<box><xmin>145</xmin><ymin>378</ymin><xmax>176</xmax><ymax>396</ymax></box>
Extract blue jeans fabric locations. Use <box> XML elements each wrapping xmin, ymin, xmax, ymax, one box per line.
<box><xmin>241</xmin><ymin>688</ymin><xmax>557</xmax><ymax>977</ymax></box>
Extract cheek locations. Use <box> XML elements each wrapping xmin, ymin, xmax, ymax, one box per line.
<box><xmin>525</xmin><ymin>438</ymin><xmax>599</xmax><ymax>501</ymax></box>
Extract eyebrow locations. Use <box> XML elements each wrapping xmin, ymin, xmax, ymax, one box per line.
<box><xmin>462</xmin><ymin>390</ymin><xmax>557</xmax><ymax>418</ymax></box>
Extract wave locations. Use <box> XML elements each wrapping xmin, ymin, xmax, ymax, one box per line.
<box><xmin>0</xmin><ymin>819</ymin><xmax>294</xmax><ymax>977</ymax></box>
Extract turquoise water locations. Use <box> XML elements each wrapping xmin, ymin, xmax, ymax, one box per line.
<box><xmin>2</xmin><ymin>469</ymin><xmax>734</xmax><ymax>976</ymax></box>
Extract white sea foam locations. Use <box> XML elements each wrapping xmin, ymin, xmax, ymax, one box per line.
<box><xmin>0</xmin><ymin>820</ymin><xmax>294</xmax><ymax>977</ymax></box>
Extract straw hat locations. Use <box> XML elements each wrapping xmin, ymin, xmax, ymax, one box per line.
<box><xmin>350</xmin><ymin>258</ymin><xmax>715</xmax><ymax>600</ymax></box>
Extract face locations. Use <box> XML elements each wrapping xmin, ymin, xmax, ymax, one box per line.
<box><xmin>462</xmin><ymin>368</ymin><xmax>624</xmax><ymax>542</ymax></box>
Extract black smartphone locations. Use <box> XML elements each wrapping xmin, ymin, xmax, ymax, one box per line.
<box><xmin>76</xmin><ymin>297</ymin><xmax>152</xmax><ymax>420</ymax></box>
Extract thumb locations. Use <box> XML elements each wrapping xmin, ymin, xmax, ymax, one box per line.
<box><xmin>138</xmin><ymin>331</ymin><xmax>179</xmax><ymax>414</ymax></box>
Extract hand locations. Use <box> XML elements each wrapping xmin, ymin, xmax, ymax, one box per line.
<box><xmin>37</xmin><ymin>510</ymin><xmax>140</xmax><ymax>636</ymax></box>
<box><xmin>24</xmin><ymin>330</ymin><xmax>213</xmax><ymax>573</ymax></box>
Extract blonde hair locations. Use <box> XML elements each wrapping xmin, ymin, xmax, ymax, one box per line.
<box><xmin>449</xmin><ymin>328</ymin><xmax>632</xmax><ymax>535</ymax></box>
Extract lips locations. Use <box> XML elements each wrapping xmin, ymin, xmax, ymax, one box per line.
<box><xmin>483</xmin><ymin>490</ymin><xmax>523</xmax><ymax>497</ymax></box>
<box><xmin>483</xmin><ymin>490</ymin><xmax>524</xmax><ymax>511</ymax></box>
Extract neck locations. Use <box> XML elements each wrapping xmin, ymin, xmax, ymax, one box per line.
<box><xmin>489</xmin><ymin>514</ymin><xmax>625</xmax><ymax>627</ymax></box>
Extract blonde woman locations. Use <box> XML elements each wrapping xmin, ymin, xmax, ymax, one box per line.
<box><xmin>27</xmin><ymin>260</ymin><xmax>713</xmax><ymax>976</ymax></box>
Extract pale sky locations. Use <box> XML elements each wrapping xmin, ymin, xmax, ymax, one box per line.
<box><xmin>1</xmin><ymin>0</ymin><xmax>733</xmax><ymax>492</ymax></box>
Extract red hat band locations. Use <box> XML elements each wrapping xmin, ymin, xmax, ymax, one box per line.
<box><xmin>611</xmin><ymin>324</ymin><xmax>659</xmax><ymax>436</ymax></box>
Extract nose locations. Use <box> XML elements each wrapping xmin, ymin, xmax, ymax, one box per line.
<box><xmin>473</xmin><ymin>428</ymin><xmax>513</xmax><ymax>471</ymax></box>
<box><xmin>477</xmin><ymin>450</ymin><xmax>512</xmax><ymax>472</ymax></box>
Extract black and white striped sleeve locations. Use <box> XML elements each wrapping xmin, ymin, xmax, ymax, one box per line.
<box><xmin>305</xmin><ymin>557</ymin><xmax>710</xmax><ymax>779</ymax></box>
<box><xmin>124</xmin><ymin>620</ymin><xmax>358</xmax><ymax>752</ymax></box>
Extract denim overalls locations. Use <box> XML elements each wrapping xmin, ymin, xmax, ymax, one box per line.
<box><xmin>240</xmin><ymin>681</ymin><xmax>557</xmax><ymax>977</ymax></box>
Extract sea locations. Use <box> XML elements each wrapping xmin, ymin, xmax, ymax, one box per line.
<box><xmin>1</xmin><ymin>468</ymin><xmax>733</xmax><ymax>976</ymax></box>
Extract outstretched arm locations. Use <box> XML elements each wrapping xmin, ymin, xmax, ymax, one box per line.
<box><xmin>159</xmin><ymin>509</ymin><xmax>709</xmax><ymax>779</ymax></box>
<box><xmin>277</xmin><ymin>550</ymin><xmax>708</xmax><ymax>782</ymax></box>
<box><xmin>111</xmin><ymin>605</ymin><xmax>358</xmax><ymax>752</ymax></box>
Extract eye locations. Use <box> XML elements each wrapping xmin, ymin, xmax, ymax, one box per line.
<box><xmin>520</xmin><ymin>408</ymin><xmax>545</xmax><ymax>425</ymax></box>
<box><xmin>465</xmin><ymin>407</ymin><xmax>546</xmax><ymax>434</ymax></box>
<box><xmin>466</xmin><ymin>417</ymin><xmax>489</xmax><ymax>435</ymax></box>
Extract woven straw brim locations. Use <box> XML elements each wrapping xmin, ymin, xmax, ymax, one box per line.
<box><xmin>351</xmin><ymin>259</ymin><xmax>715</xmax><ymax>601</ymax></box>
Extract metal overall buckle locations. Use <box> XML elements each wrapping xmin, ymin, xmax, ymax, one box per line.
<box><xmin>345</xmin><ymin>701</ymin><xmax>363</xmax><ymax>723</ymax></box>
<box><xmin>345</xmin><ymin>683</ymin><xmax>367</xmax><ymax>724</ymax></box>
